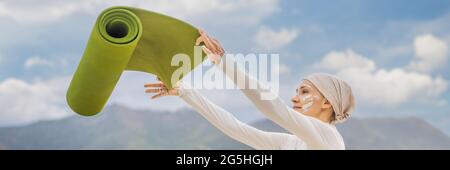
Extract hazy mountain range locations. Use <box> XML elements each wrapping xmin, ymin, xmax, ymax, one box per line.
<box><xmin>0</xmin><ymin>104</ymin><xmax>449</xmax><ymax>150</ymax></box>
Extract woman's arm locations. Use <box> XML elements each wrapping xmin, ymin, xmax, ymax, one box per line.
<box><xmin>196</xmin><ymin>31</ymin><xmax>338</xmax><ymax>149</ymax></box>
<box><xmin>178</xmin><ymin>82</ymin><xmax>294</xmax><ymax>150</ymax></box>
<box><xmin>145</xmin><ymin>80</ymin><xmax>294</xmax><ymax>150</ymax></box>
<box><xmin>217</xmin><ymin>57</ymin><xmax>336</xmax><ymax>149</ymax></box>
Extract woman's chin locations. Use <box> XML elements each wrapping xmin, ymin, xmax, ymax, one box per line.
<box><xmin>293</xmin><ymin>108</ymin><xmax>302</xmax><ymax>113</ymax></box>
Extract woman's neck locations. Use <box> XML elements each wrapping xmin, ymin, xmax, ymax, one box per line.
<box><xmin>316</xmin><ymin>110</ymin><xmax>333</xmax><ymax>124</ymax></box>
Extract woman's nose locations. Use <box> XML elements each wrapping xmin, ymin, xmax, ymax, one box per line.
<box><xmin>291</xmin><ymin>95</ymin><xmax>299</xmax><ymax>103</ymax></box>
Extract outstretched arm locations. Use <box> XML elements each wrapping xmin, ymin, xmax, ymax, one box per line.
<box><xmin>217</xmin><ymin>57</ymin><xmax>335</xmax><ymax>149</ymax></box>
<box><xmin>145</xmin><ymin>81</ymin><xmax>294</xmax><ymax>150</ymax></box>
<box><xmin>179</xmin><ymin>83</ymin><xmax>297</xmax><ymax>150</ymax></box>
<box><xmin>196</xmin><ymin>30</ymin><xmax>341</xmax><ymax>149</ymax></box>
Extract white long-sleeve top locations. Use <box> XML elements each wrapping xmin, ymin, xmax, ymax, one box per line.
<box><xmin>178</xmin><ymin>57</ymin><xmax>345</xmax><ymax>150</ymax></box>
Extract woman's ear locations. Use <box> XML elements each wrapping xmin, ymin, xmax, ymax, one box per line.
<box><xmin>321</xmin><ymin>98</ymin><xmax>333</xmax><ymax>109</ymax></box>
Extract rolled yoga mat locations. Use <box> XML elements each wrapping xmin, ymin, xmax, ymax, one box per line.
<box><xmin>67</xmin><ymin>6</ymin><xmax>206</xmax><ymax>116</ymax></box>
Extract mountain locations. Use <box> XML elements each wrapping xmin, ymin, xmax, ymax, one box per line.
<box><xmin>253</xmin><ymin>117</ymin><xmax>450</xmax><ymax>149</ymax></box>
<box><xmin>0</xmin><ymin>105</ymin><xmax>248</xmax><ymax>150</ymax></box>
<box><xmin>0</xmin><ymin>105</ymin><xmax>449</xmax><ymax>149</ymax></box>
<box><xmin>337</xmin><ymin>117</ymin><xmax>450</xmax><ymax>149</ymax></box>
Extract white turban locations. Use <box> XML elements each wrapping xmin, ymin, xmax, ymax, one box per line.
<box><xmin>304</xmin><ymin>73</ymin><xmax>355</xmax><ymax>124</ymax></box>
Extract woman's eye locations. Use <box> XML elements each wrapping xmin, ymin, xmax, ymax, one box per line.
<box><xmin>302</xmin><ymin>90</ymin><xmax>308</xmax><ymax>94</ymax></box>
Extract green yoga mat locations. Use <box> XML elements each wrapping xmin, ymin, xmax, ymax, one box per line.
<box><xmin>67</xmin><ymin>6</ymin><xmax>205</xmax><ymax>116</ymax></box>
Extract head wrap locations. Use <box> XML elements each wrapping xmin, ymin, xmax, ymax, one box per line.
<box><xmin>304</xmin><ymin>73</ymin><xmax>355</xmax><ymax>124</ymax></box>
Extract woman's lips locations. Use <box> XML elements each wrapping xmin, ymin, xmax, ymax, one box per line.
<box><xmin>293</xmin><ymin>106</ymin><xmax>302</xmax><ymax>109</ymax></box>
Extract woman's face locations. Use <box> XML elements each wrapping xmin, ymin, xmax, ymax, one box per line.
<box><xmin>291</xmin><ymin>80</ymin><xmax>328</xmax><ymax>117</ymax></box>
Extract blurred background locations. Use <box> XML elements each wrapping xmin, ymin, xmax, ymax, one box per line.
<box><xmin>0</xmin><ymin>0</ymin><xmax>449</xmax><ymax>149</ymax></box>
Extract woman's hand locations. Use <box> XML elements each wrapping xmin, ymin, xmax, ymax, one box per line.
<box><xmin>196</xmin><ymin>29</ymin><xmax>225</xmax><ymax>64</ymax></box>
<box><xmin>144</xmin><ymin>77</ymin><xmax>179</xmax><ymax>99</ymax></box>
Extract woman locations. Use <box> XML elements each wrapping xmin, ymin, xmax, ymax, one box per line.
<box><xmin>145</xmin><ymin>30</ymin><xmax>355</xmax><ymax>150</ymax></box>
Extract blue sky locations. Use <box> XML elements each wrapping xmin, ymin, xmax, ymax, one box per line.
<box><xmin>0</xmin><ymin>0</ymin><xmax>449</xmax><ymax>134</ymax></box>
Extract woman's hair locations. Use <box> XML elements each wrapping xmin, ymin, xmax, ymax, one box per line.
<box><xmin>303</xmin><ymin>73</ymin><xmax>355</xmax><ymax>124</ymax></box>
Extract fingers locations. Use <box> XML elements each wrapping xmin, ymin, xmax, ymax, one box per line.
<box><xmin>202</xmin><ymin>46</ymin><xmax>222</xmax><ymax>64</ymax></box>
<box><xmin>151</xmin><ymin>93</ymin><xmax>166</xmax><ymax>100</ymax></box>
<box><xmin>204</xmin><ymin>34</ymin><xmax>221</xmax><ymax>53</ymax></box>
<box><xmin>195</xmin><ymin>36</ymin><xmax>204</xmax><ymax>46</ymax></box>
<box><xmin>146</xmin><ymin>86</ymin><xmax>168</xmax><ymax>99</ymax></box>
<box><xmin>197</xmin><ymin>29</ymin><xmax>207</xmax><ymax>46</ymax></box>
<box><xmin>202</xmin><ymin>35</ymin><xmax>217</xmax><ymax>52</ymax></box>
<box><xmin>198</xmin><ymin>30</ymin><xmax>221</xmax><ymax>53</ymax></box>
<box><xmin>208</xmin><ymin>38</ymin><xmax>224</xmax><ymax>56</ymax></box>
<box><xmin>197</xmin><ymin>29</ymin><xmax>225</xmax><ymax>61</ymax></box>
<box><xmin>202</xmin><ymin>46</ymin><xmax>213</xmax><ymax>55</ymax></box>
<box><xmin>212</xmin><ymin>38</ymin><xmax>225</xmax><ymax>55</ymax></box>
<box><xmin>144</xmin><ymin>83</ymin><xmax>164</xmax><ymax>88</ymax></box>
<box><xmin>145</xmin><ymin>88</ymin><xmax>165</xmax><ymax>93</ymax></box>
<box><xmin>203</xmin><ymin>48</ymin><xmax>221</xmax><ymax>64</ymax></box>
<box><xmin>145</xmin><ymin>81</ymin><xmax>168</xmax><ymax>93</ymax></box>
<box><xmin>145</xmin><ymin>79</ymin><xmax>180</xmax><ymax>99</ymax></box>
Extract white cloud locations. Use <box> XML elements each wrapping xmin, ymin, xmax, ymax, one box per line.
<box><xmin>408</xmin><ymin>34</ymin><xmax>448</xmax><ymax>73</ymax></box>
<box><xmin>338</xmin><ymin>68</ymin><xmax>447</xmax><ymax>106</ymax></box>
<box><xmin>314</xmin><ymin>49</ymin><xmax>376</xmax><ymax>72</ymax></box>
<box><xmin>0</xmin><ymin>0</ymin><xmax>279</xmax><ymax>25</ymax></box>
<box><xmin>0</xmin><ymin>1</ymin><xmax>93</xmax><ymax>24</ymax></box>
<box><xmin>315</xmin><ymin>49</ymin><xmax>448</xmax><ymax>107</ymax></box>
<box><xmin>23</xmin><ymin>56</ymin><xmax>69</xmax><ymax>69</ymax></box>
<box><xmin>254</xmin><ymin>26</ymin><xmax>300</xmax><ymax>50</ymax></box>
<box><xmin>0</xmin><ymin>76</ymin><xmax>73</xmax><ymax>127</ymax></box>
<box><xmin>24</xmin><ymin>56</ymin><xmax>53</xmax><ymax>68</ymax></box>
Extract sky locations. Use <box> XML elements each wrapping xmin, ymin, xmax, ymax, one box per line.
<box><xmin>0</xmin><ymin>0</ymin><xmax>449</xmax><ymax>134</ymax></box>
